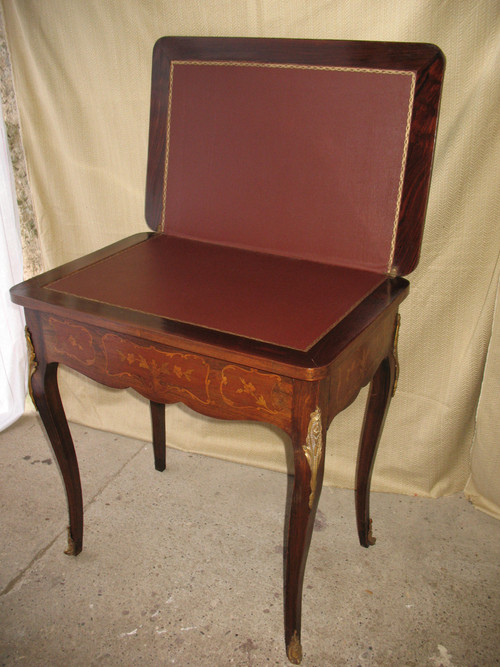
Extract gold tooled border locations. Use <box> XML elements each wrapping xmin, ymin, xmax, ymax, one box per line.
<box><xmin>160</xmin><ymin>60</ymin><xmax>416</xmax><ymax>274</ymax></box>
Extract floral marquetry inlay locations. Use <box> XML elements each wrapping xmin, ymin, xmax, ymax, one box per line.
<box><xmin>220</xmin><ymin>365</ymin><xmax>288</xmax><ymax>415</ymax></box>
<box><xmin>41</xmin><ymin>317</ymin><xmax>292</xmax><ymax>427</ymax></box>
<box><xmin>49</xmin><ymin>317</ymin><xmax>96</xmax><ymax>365</ymax></box>
<box><xmin>102</xmin><ymin>334</ymin><xmax>211</xmax><ymax>405</ymax></box>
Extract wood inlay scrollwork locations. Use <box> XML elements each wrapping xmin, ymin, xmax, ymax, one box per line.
<box><xmin>220</xmin><ymin>365</ymin><xmax>287</xmax><ymax>415</ymax></box>
<box><xmin>103</xmin><ymin>334</ymin><xmax>211</xmax><ymax>405</ymax></box>
<box><xmin>49</xmin><ymin>317</ymin><xmax>96</xmax><ymax>365</ymax></box>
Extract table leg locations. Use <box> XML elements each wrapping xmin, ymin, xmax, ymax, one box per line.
<box><xmin>150</xmin><ymin>400</ymin><xmax>166</xmax><ymax>471</ymax></box>
<box><xmin>285</xmin><ymin>402</ymin><xmax>326</xmax><ymax>664</ymax></box>
<box><xmin>30</xmin><ymin>358</ymin><xmax>84</xmax><ymax>556</ymax></box>
<box><xmin>355</xmin><ymin>315</ymin><xmax>399</xmax><ymax>548</ymax></box>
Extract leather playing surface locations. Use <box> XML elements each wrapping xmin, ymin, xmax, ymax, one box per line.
<box><xmin>47</xmin><ymin>234</ymin><xmax>385</xmax><ymax>351</ymax></box>
<box><xmin>163</xmin><ymin>61</ymin><xmax>414</xmax><ymax>274</ymax></box>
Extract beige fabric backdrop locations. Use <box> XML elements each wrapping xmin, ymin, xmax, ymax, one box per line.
<box><xmin>465</xmin><ymin>276</ymin><xmax>500</xmax><ymax>518</ymax></box>
<box><xmin>3</xmin><ymin>1</ymin><xmax>499</xmax><ymax>515</ymax></box>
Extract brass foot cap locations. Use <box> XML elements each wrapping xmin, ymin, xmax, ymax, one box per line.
<box><xmin>367</xmin><ymin>518</ymin><xmax>377</xmax><ymax>546</ymax></box>
<box><xmin>287</xmin><ymin>631</ymin><xmax>303</xmax><ymax>664</ymax></box>
<box><xmin>64</xmin><ymin>527</ymin><xmax>77</xmax><ymax>556</ymax></box>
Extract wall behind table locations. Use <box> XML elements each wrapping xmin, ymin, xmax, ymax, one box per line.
<box><xmin>3</xmin><ymin>0</ymin><xmax>499</xmax><ymax>515</ymax></box>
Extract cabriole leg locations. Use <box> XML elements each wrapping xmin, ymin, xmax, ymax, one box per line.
<box><xmin>30</xmin><ymin>354</ymin><xmax>84</xmax><ymax>556</ymax></box>
<box><xmin>285</xmin><ymin>398</ymin><xmax>326</xmax><ymax>664</ymax></box>
<box><xmin>355</xmin><ymin>314</ymin><xmax>399</xmax><ymax>548</ymax></box>
<box><xmin>150</xmin><ymin>400</ymin><xmax>166</xmax><ymax>472</ymax></box>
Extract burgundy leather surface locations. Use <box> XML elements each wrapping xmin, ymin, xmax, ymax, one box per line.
<box><xmin>47</xmin><ymin>235</ymin><xmax>385</xmax><ymax>351</ymax></box>
<box><xmin>163</xmin><ymin>62</ymin><xmax>414</xmax><ymax>274</ymax></box>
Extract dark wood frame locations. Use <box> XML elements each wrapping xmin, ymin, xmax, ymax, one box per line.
<box><xmin>11</xmin><ymin>37</ymin><xmax>444</xmax><ymax>664</ymax></box>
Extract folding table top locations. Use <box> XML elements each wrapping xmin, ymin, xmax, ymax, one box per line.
<box><xmin>21</xmin><ymin>38</ymin><xmax>444</xmax><ymax>354</ymax></box>
<box><xmin>146</xmin><ymin>38</ymin><xmax>444</xmax><ymax>276</ymax></box>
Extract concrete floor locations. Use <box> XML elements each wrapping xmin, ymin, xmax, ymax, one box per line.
<box><xmin>0</xmin><ymin>414</ymin><xmax>499</xmax><ymax>666</ymax></box>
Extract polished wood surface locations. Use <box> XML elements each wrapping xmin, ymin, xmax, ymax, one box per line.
<box><xmin>11</xmin><ymin>37</ymin><xmax>444</xmax><ymax>663</ymax></box>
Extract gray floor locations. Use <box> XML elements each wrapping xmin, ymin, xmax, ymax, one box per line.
<box><xmin>1</xmin><ymin>414</ymin><xmax>499</xmax><ymax>666</ymax></box>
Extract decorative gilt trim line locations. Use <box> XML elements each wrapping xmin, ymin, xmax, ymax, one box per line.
<box><xmin>302</xmin><ymin>406</ymin><xmax>323</xmax><ymax>510</ymax></box>
<box><xmin>287</xmin><ymin>630</ymin><xmax>303</xmax><ymax>664</ymax></box>
<box><xmin>25</xmin><ymin>326</ymin><xmax>38</xmax><ymax>411</ymax></box>
<box><xmin>171</xmin><ymin>59</ymin><xmax>414</xmax><ymax>76</ymax></box>
<box><xmin>160</xmin><ymin>60</ymin><xmax>176</xmax><ymax>233</ymax></box>
<box><xmin>387</xmin><ymin>73</ymin><xmax>416</xmax><ymax>274</ymax></box>
<box><xmin>392</xmin><ymin>313</ymin><xmax>401</xmax><ymax>397</ymax></box>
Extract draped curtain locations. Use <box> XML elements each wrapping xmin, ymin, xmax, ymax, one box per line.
<box><xmin>0</xmin><ymin>105</ymin><xmax>26</xmax><ymax>431</ymax></box>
